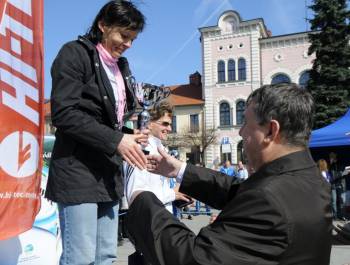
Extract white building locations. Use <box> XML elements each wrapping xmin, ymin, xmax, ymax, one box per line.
<box><xmin>200</xmin><ymin>10</ymin><xmax>315</xmax><ymax>167</ymax></box>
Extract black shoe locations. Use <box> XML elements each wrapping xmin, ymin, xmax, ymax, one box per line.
<box><xmin>188</xmin><ymin>215</ymin><xmax>192</xmax><ymax>220</ymax></box>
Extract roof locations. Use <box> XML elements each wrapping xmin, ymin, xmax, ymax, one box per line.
<box><xmin>309</xmin><ymin>109</ymin><xmax>350</xmax><ymax>147</ymax></box>
<box><xmin>167</xmin><ymin>84</ymin><xmax>204</xmax><ymax>106</ymax></box>
<box><xmin>260</xmin><ymin>31</ymin><xmax>313</xmax><ymax>42</ymax></box>
<box><xmin>42</xmin><ymin>80</ymin><xmax>204</xmax><ymax>115</ymax></box>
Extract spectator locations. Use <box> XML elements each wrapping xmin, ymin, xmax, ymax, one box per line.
<box><xmin>318</xmin><ymin>159</ymin><xmax>337</xmax><ymax>219</ymax></box>
<box><xmin>124</xmin><ymin>101</ymin><xmax>189</xmax><ymax>212</ymax></box>
<box><xmin>329</xmin><ymin>152</ymin><xmax>345</xmax><ymax>219</ymax></box>
<box><xmin>236</xmin><ymin>161</ymin><xmax>249</xmax><ymax>181</ymax></box>
<box><xmin>219</xmin><ymin>160</ymin><xmax>236</xmax><ymax>177</ymax></box>
<box><xmin>317</xmin><ymin>159</ymin><xmax>331</xmax><ymax>183</ymax></box>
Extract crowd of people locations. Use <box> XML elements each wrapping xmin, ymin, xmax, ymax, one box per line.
<box><xmin>45</xmin><ymin>1</ymin><xmax>347</xmax><ymax>265</ymax></box>
<box><xmin>317</xmin><ymin>152</ymin><xmax>350</xmax><ymax>220</ymax></box>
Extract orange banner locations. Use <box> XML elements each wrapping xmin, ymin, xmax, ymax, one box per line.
<box><xmin>0</xmin><ymin>0</ymin><xmax>43</xmax><ymax>240</ymax></box>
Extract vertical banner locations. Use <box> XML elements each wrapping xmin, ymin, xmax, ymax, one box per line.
<box><xmin>0</xmin><ymin>0</ymin><xmax>44</xmax><ymax>240</ymax></box>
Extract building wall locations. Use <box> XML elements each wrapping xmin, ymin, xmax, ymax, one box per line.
<box><xmin>260</xmin><ymin>36</ymin><xmax>314</xmax><ymax>84</ymax></box>
<box><xmin>168</xmin><ymin>105</ymin><xmax>204</xmax><ymax>163</ymax></box>
<box><xmin>173</xmin><ymin>105</ymin><xmax>203</xmax><ymax>133</ymax></box>
<box><xmin>200</xmin><ymin>10</ymin><xmax>315</xmax><ymax>167</ymax></box>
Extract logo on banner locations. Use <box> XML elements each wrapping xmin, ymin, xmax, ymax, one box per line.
<box><xmin>0</xmin><ymin>131</ymin><xmax>39</xmax><ymax>178</ymax></box>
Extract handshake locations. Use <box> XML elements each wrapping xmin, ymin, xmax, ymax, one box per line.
<box><xmin>124</xmin><ymin>146</ymin><xmax>190</xmax><ymax>207</ymax></box>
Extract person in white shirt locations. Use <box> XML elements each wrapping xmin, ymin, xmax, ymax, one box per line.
<box><xmin>236</xmin><ymin>160</ymin><xmax>249</xmax><ymax>181</ymax></box>
<box><xmin>124</xmin><ymin>101</ymin><xmax>189</xmax><ymax>213</ymax></box>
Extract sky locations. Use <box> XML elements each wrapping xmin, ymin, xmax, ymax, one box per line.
<box><xmin>44</xmin><ymin>0</ymin><xmax>313</xmax><ymax>98</ymax></box>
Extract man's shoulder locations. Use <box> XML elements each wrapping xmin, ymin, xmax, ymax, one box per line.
<box><xmin>242</xmin><ymin>166</ymin><xmax>318</xmax><ymax>194</ymax></box>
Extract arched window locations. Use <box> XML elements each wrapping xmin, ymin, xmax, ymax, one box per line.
<box><xmin>271</xmin><ymin>74</ymin><xmax>291</xmax><ymax>85</ymax></box>
<box><xmin>217</xmin><ymin>60</ymin><xmax>225</xmax><ymax>83</ymax></box>
<box><xmin>171</xmin><ymin>116</ymin><xmax>177</xmax><ymax>133</ymax></box>
<box><xmin>220</xmin><ymin>102</ymin><xmax>231</xmax><ymax>126</ymax></box>
<box><xmin>228</xmin><ymin>59</ymin><xmax>236</xmax><ymax>81</ymax></box>
<box><xmin>236</xmin><ymin>100</ymin><xmax>245</xmax><ymax>125</ymax></box>
<box><xmin>238</xmin><ymin>58</ymin><xmax>246</xmax><ymax>81</ymax></box>
<box><xmin>299</xmin><ymin>71</ymin><xmax>310</xmax><ymax>88</ymax></box>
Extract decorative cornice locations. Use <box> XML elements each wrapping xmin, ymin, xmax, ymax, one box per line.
<box><xmin>260</xmin><ymin>34</ymin><xmax>310</xmax><ymax>50</ymax></box>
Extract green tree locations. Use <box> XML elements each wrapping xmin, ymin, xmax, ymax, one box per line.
<box><xmin>307</xmin><ymin>0</ymin><xmax>350</xmax><ymax>129</ymax></box>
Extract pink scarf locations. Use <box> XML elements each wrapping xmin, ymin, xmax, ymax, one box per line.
<box><xmin>96</xmin><ymin>43</ymin><xmax>126</xmax><ymax>127</ymax></box>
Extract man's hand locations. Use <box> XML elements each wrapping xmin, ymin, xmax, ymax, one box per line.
<box><xmin>174</xmin><ymin>185</ymin><xmax>191</xmax><ymax>201</ymax></box>
<box><xmin>117</xmin><ymin>133</ymin><xmax>148</xmax><ymax>170</ymax></box>
<box><xmin>146</xmin><ymin>147</ymin><xmax>183</xmax><ymax>177</ymax></box>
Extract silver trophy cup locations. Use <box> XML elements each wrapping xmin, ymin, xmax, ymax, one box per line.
<box><xmin>134</xmin><ymin>83</ymin><xmax>170</xmax><ymax>131</ymax></box>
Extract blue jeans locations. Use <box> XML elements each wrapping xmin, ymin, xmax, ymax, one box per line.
<box><xmin>58</xmin><ymin>201</ymin><xmax>119</xmax><ymax>265</ymax></box>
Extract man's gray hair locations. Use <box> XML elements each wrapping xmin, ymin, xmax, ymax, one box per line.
<box><xmin>247</xmin><ymin>83</ymin><xmax>315</xmax><ymax>147</ymax></box>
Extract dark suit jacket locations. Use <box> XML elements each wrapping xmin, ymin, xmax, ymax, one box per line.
<box><xmin>46</xmin><ymin>36</ymin><xmax>136</xmax><ymax>203</ymax></box>
<box><xmin>127</xmin><ymin>150</ymin><xmax>332</xmax><ymax>265</ymax></box>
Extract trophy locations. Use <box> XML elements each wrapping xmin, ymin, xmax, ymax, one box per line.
<box><xmin>134</xmin><ymin>82</ymin><xmax>171</xmax><ymax>131</ymax></box>
<box><xmin>121</xmin><ymin>57</ymin><xmax>170</xmax><ymax>132</ymax></box>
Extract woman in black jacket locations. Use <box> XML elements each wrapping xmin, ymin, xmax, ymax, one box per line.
<box><xmin>45</xmin><ymin>1</ymin><xmax>146</xmax><ymax>264</ymax></box>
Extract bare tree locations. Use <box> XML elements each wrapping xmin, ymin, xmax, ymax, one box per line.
<box><xmin>164</xmin><ymin>133</ymin><xmax>186</xmax><ymax>149</ymax></box>
<box><xmin>182</xmin><ymin>127</ymin><xmax>217</xmax><ymax>166</ymax></box>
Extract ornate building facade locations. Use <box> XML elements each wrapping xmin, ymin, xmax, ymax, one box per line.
<box><xmin>200</xmin><ymin>10</ymin><xmax>315</xmax><ymax>167</ymax></box>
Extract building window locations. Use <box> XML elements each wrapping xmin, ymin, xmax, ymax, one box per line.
<box><xmin>220</xmin><ymin>102</ymin><xmax>231</xmax><ymax>126</ymax></box>
<box><xmin>238</xmin><ymin>58</ymin><xmax>246</xmax><ymax>81</ymax></box>
<box><xmin>190</xmin><ymin>114</ymin><xmax>199</xmax><ymax>133</ymax></box>
<box><xmin>236</xmin><ymin>100</ymin><xmax>245</xmax><ymax>125</ymax></box>
<box><xmin>271</xmin><ymin>73</ymin><xmax>291</xmax><ymax>85</ymax></box>
<box><xmin>299</xmin><ymin>71</ymin><xmax>310</xmax><ymax>88</ymax></box>
<box><xmin>237</xmin><ymin>140</ymin><xmax>245</xmax><ymax>163</ymax></box>
<box><xmin>228</xmin><ymin>59</ymin><xmax>236</xmax><ymax>81</ymax></box>
<box><xmin>171</xmin><ymin>116</ymin><xmax>177</xmax><ymax>133</ymax></box>
<box><xmin>217</xmin><ymin>60</ymin><xmax>225</xmax><ymax>83</ymax></box>
<box><xmin>221</xmin><ymin>143</ymin><xmax>232</xmax><ymax>164</ymax></box>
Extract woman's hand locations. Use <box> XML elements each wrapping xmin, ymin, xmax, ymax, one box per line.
<box><xmin>133</xmin><ymin>128</ymin><xmax>149</xmax><ymax>147</ymax></box>
<box><xmin>117</xmin><ymin>133</ymin><xmax>148</xmax><ymax>170</ymax></box>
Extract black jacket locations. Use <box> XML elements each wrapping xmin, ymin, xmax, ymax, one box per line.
<box><xmin>45</xmin><ymin>36</ymin><xmax>136</xmax><ymax>203</ymax></box>
<box><xmin>127</xmin><ymin>150</ymin><xmax>332</xmax><ymax>265</ymax></box>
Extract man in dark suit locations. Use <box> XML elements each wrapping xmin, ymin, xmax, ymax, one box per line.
<box><xmin>127</xmin><ymin>83</ymin><xmax>333</xmax><ymax>265</ymax></box>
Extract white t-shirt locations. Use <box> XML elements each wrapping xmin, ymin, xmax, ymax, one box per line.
<box><xmin>124</xmin><ymin>136</ymin><xmax>175</xmax><ymax>213</ymax></box>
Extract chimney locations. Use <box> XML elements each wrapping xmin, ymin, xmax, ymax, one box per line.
<box><xmin>189</xmin><ymin>71</ymin><xmax>201</xmax><ymax>86</ymax></box>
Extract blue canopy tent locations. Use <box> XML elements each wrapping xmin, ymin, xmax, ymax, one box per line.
<box><xmin>309</xmin><ymin>109</ymin><xmax>350</xmax><ymax>148</ymax></box>
<box><xmin>309</xmin><ymin>109</ymin><xmax>350</xmax><ymax>174</ymax></box>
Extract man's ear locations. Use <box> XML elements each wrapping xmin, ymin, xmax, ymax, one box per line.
<box><xmin>264</xmin><ymin>120</ymin><xmax>280</xmax><ymax>143</ymax></box>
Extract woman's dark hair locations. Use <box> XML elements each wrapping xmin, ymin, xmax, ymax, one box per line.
<box><xmin>86</xmin><ymin>0</ymin><xmax>145</xmax><ymax>43</ymax></box>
